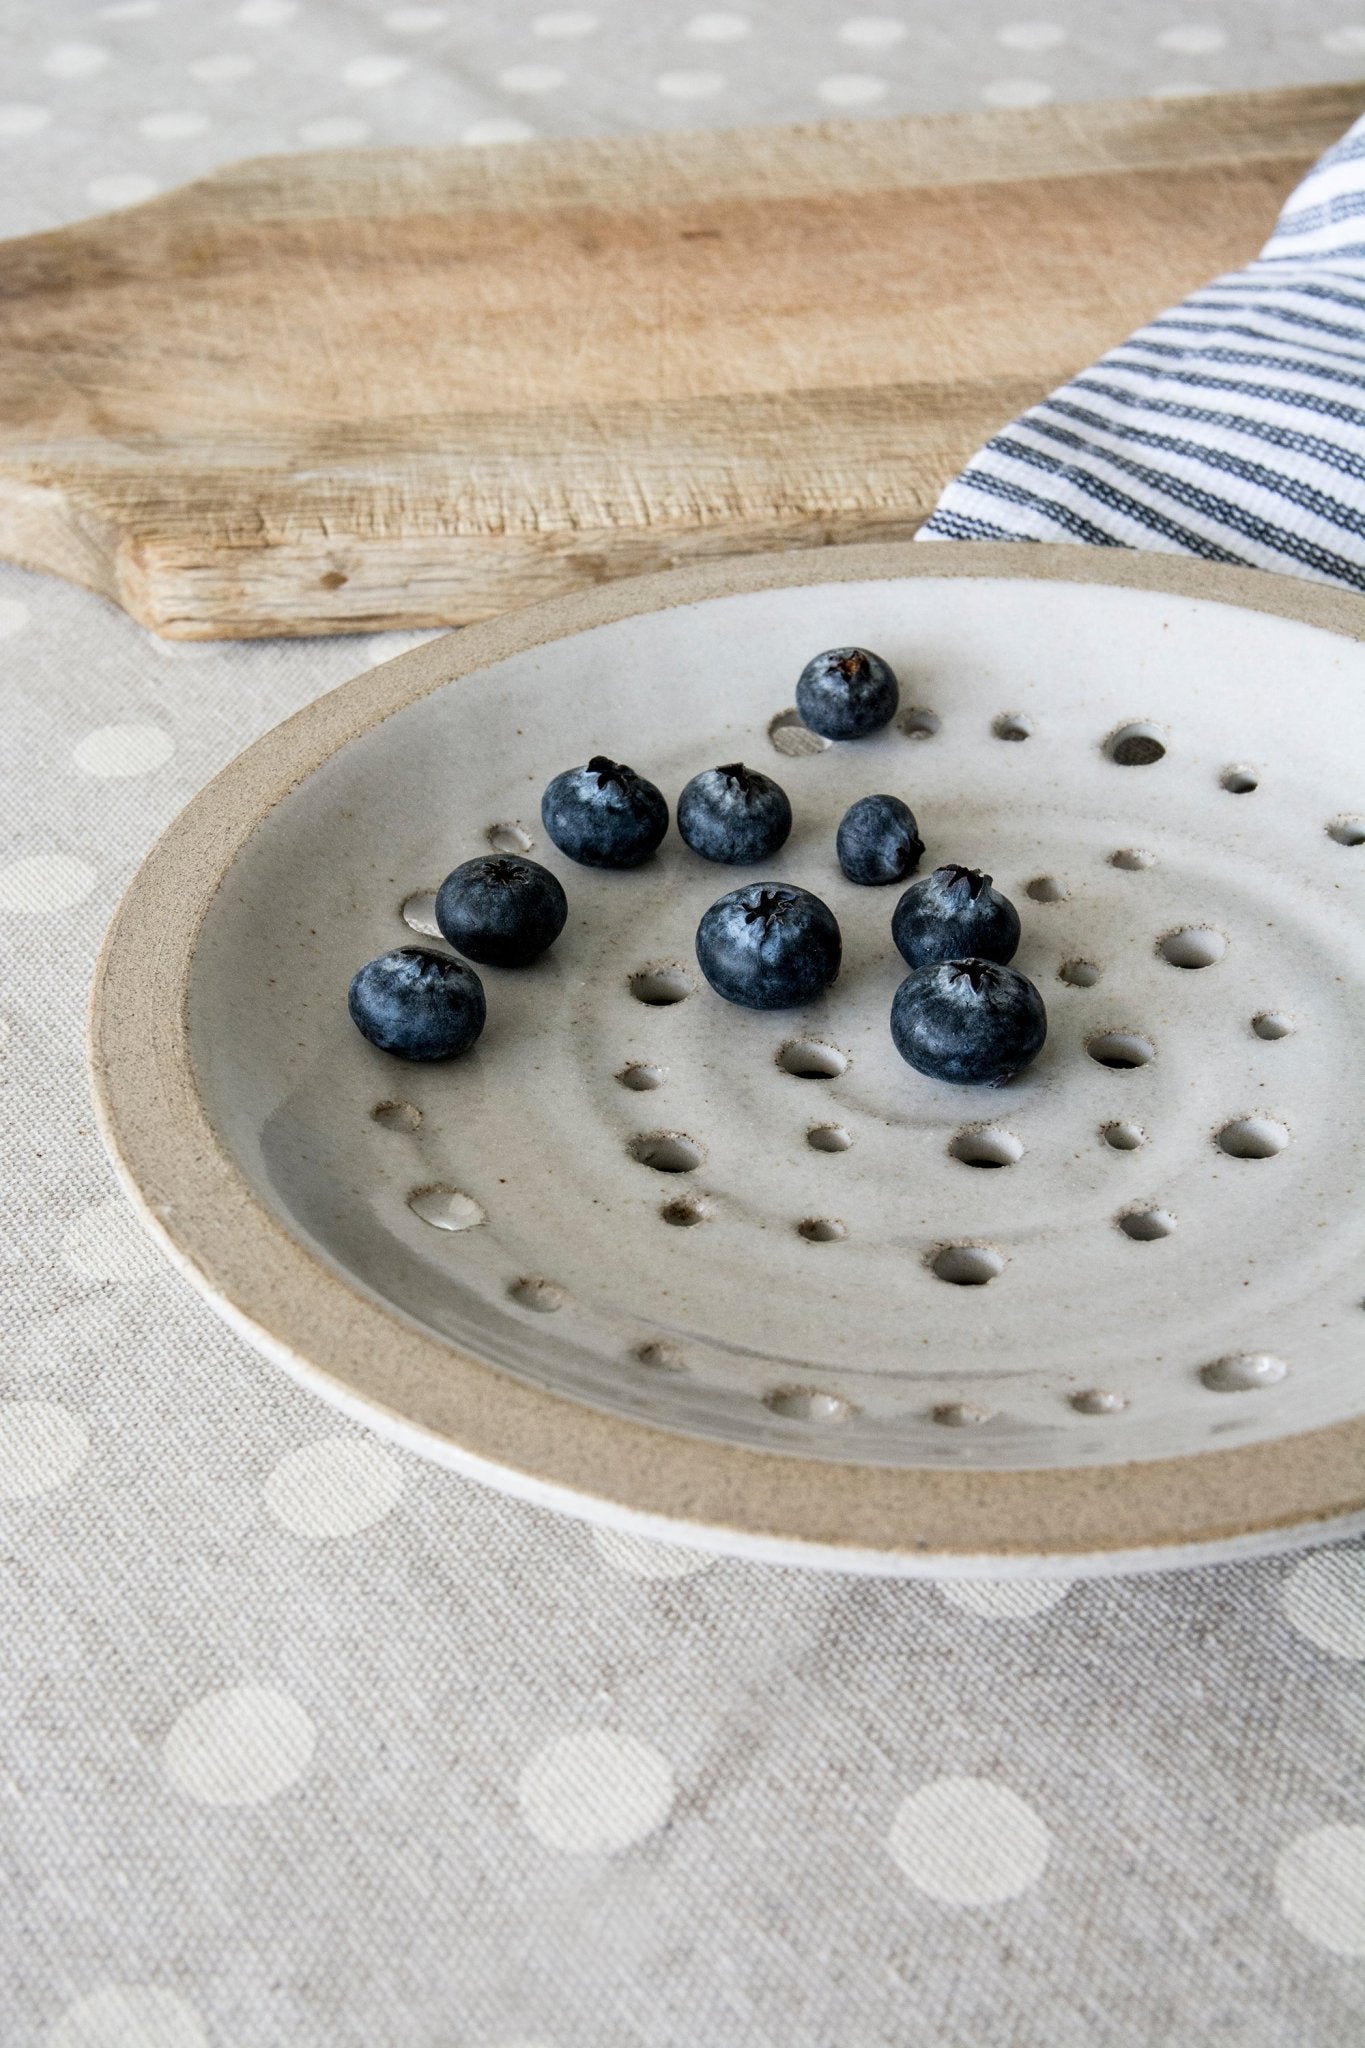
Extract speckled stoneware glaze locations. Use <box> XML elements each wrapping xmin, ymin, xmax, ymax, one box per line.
<box><xmin>89</xmin><ymin>545</ymin><xmax>1365</xmax><ymax>1576</ymax></box>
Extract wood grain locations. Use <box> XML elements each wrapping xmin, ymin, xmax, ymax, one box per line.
<box><xmin>1</xmin><ymin>84</ymin><xmax>1357</xmax><ymax>638</ymax></box>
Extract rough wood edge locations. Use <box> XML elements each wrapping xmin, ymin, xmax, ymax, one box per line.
<box><xmin>22</xmin><ymin>81</ymin><xmax>1359</xmax><ymax>235</ymax></box>
<box><xmin>88</xmin><ymin>541</ymin><xmax>1365</xmax><ymax>1567</ymax></box>
<box><xmin>5</xmin><ymin>85</ymin><xmax>1357</xmax><ymax>637</ymax></box>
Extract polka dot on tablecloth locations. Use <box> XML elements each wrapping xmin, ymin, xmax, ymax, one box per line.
<box><xmin>0</xmin><ymin>854</ymin><xmax>97</xmax><ymax>914</ymax></box>
<box><xmin>938</xmin><ymin>1579</ymin><xmax>1070</xmax><ymax>1618</ymax></box>
<box><xmin>385</xmin><ymin>4</ymin><xmax>449</xmax><ymax>30</ymax></box>
<box><xmin>72</xmin><ymin>723</ymin><xmax>174</xmax><ymax>778</ymax></box>
<box><xmin>1281</xmin><ymin>1549</ymin><xmax>1365</xmax><ymax>1659</ymax></box>
<box><xmin>343</xmin><ymin>55</ymin><xmax>411</xmax><ymax>90</ymax></box>
<box><xmin>0</xmin><ymin>596</ymin><xmax>31</xmax><ymax>635</ymax></box>
<box><xmin>685</xmin><ymin>12</ymin><xmax>750</xmax><ymax>40</ymax></box>
<box><xmin>0</xmin><ymin>105</ymin><xmax>53</xmax><ymax>138</ymax></box>
<box><xmin>1323</xmin><ymin>25</ymin><xmax>1365</xmax><ymax>52</ymax></box>
<box><xmin>591</xmin><ymin>1526</ymin><xmax>712</xmax><ymax>1579</ymax></box>
<box><xmin>1157</xmin><ymin>23</ymin><xmax>1227</xmax><ymax>55</ymax></box>
<box><xmin>838</xmin><ymin>16</ymin><xmax>907</xmax><ymax>48</ymax></box>
<box><xmin>300</xmin><ymin>116</ymin><xmax>373</xmax><ymax>146</ymax></box>
<box><xmin>44</xmin><ymin>42</ymin><xmax>112</xmax><ymax>78</ymax></box>
<box><xmin>463</xmin><ymin>117</ymin><xmax>537</xmax><ymax>145</ymax></box>
<box><xmin>236</xmin><ymin>0</ymin><xmax>297</xmax><ymax>25</ymax></box>
<box><xmin>188</xmin><ymin>54</ymin><xmax>258</xmax><ymax>83</ymax></box>
<box><xmin>981</xmin><ymin>77</ymin><xmax>1054</xmax><ymax>108</ymax></box>
<box><xmin>46</xmin><ymin>1984</ymin><xmax>209</xmax><ymax>2048</ymax></box>
<box><xmin>62</xmin><ymin>1197</ymin><xmax>157</xmax><ymax>1283</ymax></box>
<box><xmin>656</xmin><ymin>71</ymin><xmax>726</xmax><ymax>99</ymax></box>
<box><xmin>164</xmin><ymin>1686</ymin><xmax>316</xmax><ymax>1806</ymax></box>
<box><xmin>817</xmin><ymin>74</ymin><xmax>888</xmax><ymax>107</ymax></box>
<box><xmin>138</xmin><ymin>111</ymin><xmax>209</xmax><ymax>141</ymax></box>
<box><xmin>532</xmin><ymin>8</ymin><xmax>600</xmax><ymax>34</ymax></box>
<box><xmin>0</xmin><ymin>1402</ymin><xmax>90</xmax><ymax>1501</ymax></box>
<box><xmin>998</xmin><ymin>21</ymin><xmax>1066</xmax><ymax>51</ymax></box>
<box><xmin>888</xmin><ymin>1776</ymin><xmax>1050</xmax><ymax>1904</ymax></box>
<box><xmin>264</xmin><ymin>1435</ymin><xmax>403</xmax><ymax>1538</ymax></box>
<box><xmin>498</xmin><ymin>64</ymin><xmax>566</xmax><ymax>94</ymax></box>
<box><xmin>518</xmin><ymin>1730</ymin><xmax>675</xmax><ymax>1853</ymax></box>
<box><xmin>1275</xmin><ymin>1824</ymin><xmax>1365</xmax><ymax>1955</ymax></box>
<box><xmin>87</xmin><ymin>173</ymin><xmax>159</xmax><ymax>209</ymax></box>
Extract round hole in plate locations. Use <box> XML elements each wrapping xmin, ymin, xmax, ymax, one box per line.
<box><xmin>1102</xmin><ymin>1120</ymin><xmax>1146</xmax><ymax>1151</ymax></box>
<box><xmin>509</xmin><ymin>1276</ymin><xmax>564</xmax><ymax>1312</ymax></box>
<box><xmin>407</xmin><ymin>1185</ymin><xmax>484</xmax><ymax>1232</ymax></box>
<box><xmin>1252</xmin><ymin>1011</ymin><xmax>1295</xmax><ymax>1041</ymax></box>
<box><xmin>1026</xmin><ymin>875</ymin><xmax>1069</xmax><ymax>904</ymax></box>
<box><xmin>948</xmin><ymin>1126</ymin><xmax>1023</xmax><ymax>1168</ymax></box>
<box><xmin>400</xmin><ymin>888</ymin><xmax>442</xmax><ymax>937</ymax></box>
<box><xmin>1159</xmin><ymin>927</ymin><xmax>1227</xmax><ymax>969</ymax></box>
<box><xmin>1117</xmin><ymin>1207</ymin><xmax>1176</xmax><ymax>1241</ymax></box>
<box><xmin>1200</xmin><ymin>1352</ymin><xmax>1288</xmax><ymax>1391</ymax></box>
<box><xmin>1217</xmin><ymin>1116</ymin><xmax>1289</xmax><ymax>1159</ymax></box>
<box><xmin>661</xmin><ymin>1193</ymin><xmax>711</xmax><ymax>1227</ymax></box>
<box><xmin>931</xmin><ymin>1244</ymin><xmax>1005</xmax><ymax>1286</ymax></box>
<box><xmin>629</xmin><ymin>1130</ymin><xmax>704</xmax><ymax>1173</ymax></box>
<box><xmin>807</xmin><ymin>1122</ymin><xmax>852</xmax><ymax>1152</ymax></box>
<box><xmin>486</xmin><ymin>820</ymin><xmax>534</xmax><ymax>854</ymax></box>
<box><xmin>1327</xmin><ymin>816</ymin><xmax>1365</xmax><ymax>846</ymax></box>
<box><xmin>777</xmin><ymin>1038</ymin><xmax>849</xmax><ymax>1079</ymax></box>
<box><xmin>372</xmin><ymin>1099</ymin><xmax>422</xmax><ymax>1132</ymax></box>
<box><xmin>764</xmin><ymin>1387</ymin><xmax>851</xmax><ymax>1422</ymax></box>
<box><xmin>1107</xmin><ymin>721</ymin><xmax>1167</xmax><ymax>766</ymax></box>
<box><xmin>932</xmin><ymin>1401</ymin><xmax>993</xmax><ymax>1427</ymax></box>
<box><xmin>629</xmin><ymin>963</ymin><xmax>694</xmax><ymax>1005</ymax></box>
<box><xmin>992</xmin><ymin>712</ymin><xmax>1032</xmax><ymax>741</ymax></box>
<box><xmin>768</xmin><ymin>707</ymin><xmax>830</xmax><ymax>757</ymax></box>
<box><xmin>1110</xmin><ymin>847</ymin><xmax>1156</xmax><ymax>871</ymax></box>
<box><xmin>619</xmin><ymin>1061</ymin><xmax>667</xmax><ymax>1091</ymax></box>
<box><xmin>1058</xmin><ymin>958</ymin><xmax>1101</xmax><ymax>988</ymax></box>
<box><xmin>1087</xmin><ymin>1031</ymin><xmax>1154</xmax><ymax>1070</ymax></box>
<box><xmin>634</xmin><ymin>1338</ymin><xmax>684</xmax><ymax>1371</ymax></box>
<box><xmin>797</xmin><ymin>1216</ymin><xmax>847</xmax><ymax>1242</ymax></box>
<box><xmin>1220</xmin><ymin>766</ymin><xmax>1258</xmax><ymax>795</ymax></box>
<box><xmin>1071</xmin><ymin>1388</ymin><xmax>1129</xmax><ymax>1415</ymax></box>
<box><xmin>898</xmin><ymin>706</ymin><xmax>941</xmax><ymax>740</ymax></box>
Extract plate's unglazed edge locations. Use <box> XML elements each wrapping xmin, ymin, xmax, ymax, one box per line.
<box><xmin>88</xmin><ymin>541</ymin><xmax>1365</xmax><ymax>1574</ymax></box>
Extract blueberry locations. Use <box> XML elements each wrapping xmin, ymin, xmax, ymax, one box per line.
<box><xmin>795</xmin><ymin>646</ymin><xmax>899</xmax><ymax>740</ymax></box>
<box><xmin>836</xmin><ymin>793</ymin><xmax>924</xmax><ymax>885</ymax></box>
<box><xmin>892</xmin><ymin>864</ymin><xmax>1020</xmax><ymax>970</ymax></box>
<box><xmin>677</xmin><ymin>761</ymin><xmax>792</xmax><ymax>864</ymax></box>
<box><xmin>541</xmin><ymin>756</ymin><xmax>668</xmax><ymax>868</ymax></box>
<box><xmin>435</xmin><ymin>855</ymin><xmax>567</xmax><ymax>967</ymax></box>
<box><xmin>891</xmin><ymin>957</ymin><xmax>1046</xmax><ymax>1086</ymax></box>
<box><xmin>695</xmin><ymin>883</ymin><xmax>841</xmax><ymax>1010</ymax></box>
<box><xmin>348</xmin><ymin>946</ymin><xmax>486</xmax><ymax>1061</ymax></box>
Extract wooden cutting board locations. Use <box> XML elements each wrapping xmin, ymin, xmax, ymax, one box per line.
<box><xmin>0</xmin><ymin>83</ymin><xmax>1356</xmax><ymax>639</ymax></box>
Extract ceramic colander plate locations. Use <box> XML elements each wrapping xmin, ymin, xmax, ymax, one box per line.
<box><xmin>89</xmin><ymin>545</ymin><xmax>1365</xmax><ymax>1577</ymax></box>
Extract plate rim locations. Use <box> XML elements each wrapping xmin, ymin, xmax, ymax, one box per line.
<box><xmin>88</xmin><ymin>541</ymin><xmax>1365</xmax><ymax>1570</ymax></box>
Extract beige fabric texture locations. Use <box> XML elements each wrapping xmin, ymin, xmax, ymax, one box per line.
<box><xmin>2</xmin><ymin>5</ymin><xmax>1363</xmax><ymax>2044</ymax></box>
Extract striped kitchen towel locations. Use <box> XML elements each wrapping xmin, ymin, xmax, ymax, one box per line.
<box><xmin>917</xmin><ymin>110</ymin><xmax>1365</xmax><ymax>592</ymax></box>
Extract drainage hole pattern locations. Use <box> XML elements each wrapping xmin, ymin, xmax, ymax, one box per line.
<box><xmin>630</xmin><ymin>964</ymin><xmax>694</xmax><ymax>1005</ymax></box>
<box><xmin>630</xmin><ymin>1131</ymin><xmax>704</xmax><ymax>1173</ymax></box>
<box><xmin>778</xmin><ymin>1039</ymin><xmax>849</xmax><ymax>1079</ymax></box>
<box><xmin>948</xmin><ymin>1127</ymin><xmax>1023</xmax><ymax>1167</ymax></box>
<box><xmin>1087</xmin><ymin>1031</ymin><xmax>1154</xmax><ymax>1070</ymax></box>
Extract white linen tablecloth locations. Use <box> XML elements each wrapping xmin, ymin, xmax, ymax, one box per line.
<box><xmin>2</xmin><ymin>6</ymin><xmax>1363</xmax><ymax>2044</ymax></box>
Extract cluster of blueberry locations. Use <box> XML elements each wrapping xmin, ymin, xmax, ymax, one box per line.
<box><xmin>347</xmin><ymin>645</ymin><xmax>1048</xmax><ymax>1088</ymax></box>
